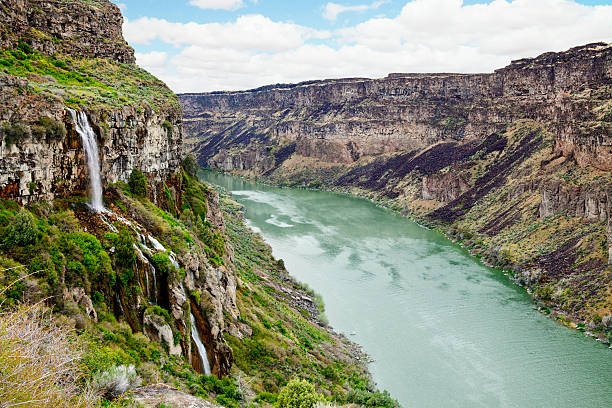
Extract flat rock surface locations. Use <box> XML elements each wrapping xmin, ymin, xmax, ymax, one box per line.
<box><xmin>131</xmin><ymin>384</ymin><xmax>223</xmax><ymax>408</ymax></box>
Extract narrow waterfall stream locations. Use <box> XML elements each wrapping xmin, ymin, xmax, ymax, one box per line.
<box><xmin>191</xmin><ymin>313</ymin><xmax>212</xmax><ymax>375</ymax></box>
<box><xmin>69</xmin><ymin>109</ymin><xmax>105</xmax><ymax>212</ymax></box>
<box><xmin>65</xmin><ymin>113</ymin><xmax>214</xmax><ymax>374</ymax></box>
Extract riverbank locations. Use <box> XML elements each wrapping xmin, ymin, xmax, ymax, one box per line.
<box><xmin>200</xmin><ymin>169</ymin><xmax>612</xmax><ymax>408</ymax></box>
<box><xmin>202</xmin><ymin>167</ymin><xmax>612</xmax><ymax>347</ymax></box>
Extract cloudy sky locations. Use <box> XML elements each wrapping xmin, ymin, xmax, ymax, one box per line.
<box><xmin>115</xmin><ymin>0</ymin><xmax>612</xmax><ymax>93</ymax></box>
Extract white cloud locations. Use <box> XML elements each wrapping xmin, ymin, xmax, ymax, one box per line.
<box><xmin>135</xmin><ymin>51</ymin><xmax>168</xmax><ymax>68</ymax></box>
<box><xmin>323</xmin><ymin>1</ymin><xmax>386</xmax><ymax>21</ymax></box>
<box><xmin>124</xmin><ymin>0</ymin><xmax>612</xmax><ymax>93</ymax></box>
<box><xmin>189</xmin><ymin>0</ymin><xmax>244</xmax><ymax>11</ymax></box>
<box><xmin>125</xmin><ymin>15</ymin><xmax>329</xmax><ymax>52</ymax></box>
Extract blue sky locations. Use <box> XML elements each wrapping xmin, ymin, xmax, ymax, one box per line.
<box><xmin>114</xmin><ymin>0</ymin><xmax>612</xmax><ymax>92</ymax></box>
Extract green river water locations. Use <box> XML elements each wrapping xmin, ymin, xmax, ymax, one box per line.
<box><xmin>200</xmin><ymin>170</ymin><xmax>612</xmax><ymax>408</ymax></box>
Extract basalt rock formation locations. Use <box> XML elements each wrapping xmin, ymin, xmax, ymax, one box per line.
<box><xmin>182</xmin><ymin>43</ymin><xmax>612</xmax><ymax>337</ymax></box>
<box><xmin>0</xmin><ymin>0</ymin><xmax>181</xmax><ymax>207</ymax></box>
<box><xmin>0</xmin><ymin>0</ymin><xmax>135</xmax><ymax>63</ymax></box>
<box><xmin>0</xmin><ymin>2</ymin><xmax>377</xmax><ymax>403</ymax></box>
<box><xmin>0</xmin><ymin>0</ymin><xmax>228</xmax><ymax>378</ymax></box>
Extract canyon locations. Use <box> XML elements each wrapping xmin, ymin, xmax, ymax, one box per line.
<box><xmin>0</xmin><ymin>1</ymin><xmax>380</xmax><ymax>406</ymax></box>
<box><xmin>182</xmin><ymin>42</ymin><xmax>612</xmax><ymax>335</ymax></box>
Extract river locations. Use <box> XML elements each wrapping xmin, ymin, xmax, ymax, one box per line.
<box><xmin>200</xmin><ymin>170</ymin><xmax>612</xmax><ymax>408</ymax></box>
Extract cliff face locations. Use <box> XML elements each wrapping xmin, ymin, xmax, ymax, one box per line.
<box><xmin>182</xmin><ymin>42</ymin><xmax>610</xmax><ymax>171</ymax></box>
<box><xmin>0</xmin><ymin>0</ymin><xmax>229</xmax><ymax>378</ymax></box>
<box><xmin>0</xmin><ymin>0</ymin><xmax>135</xmax><ymax>63</ymax></box>
<box><xmin>182</xmin><ymin>43</ymin><xmax>612</xmax><ymax>335</ymax></box>
<box><xmin>0</xmin><ymin>0</ymin><xmax>182</xmax><ymax>208</ymax></box>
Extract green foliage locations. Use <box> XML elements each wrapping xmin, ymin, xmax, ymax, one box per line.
<box><xmin>113</xmin><ymin>228</ymin><xmax>135</xmax><ymax>270</ymax></box>
<box><xmin>2</xmin><ymin>210</ymin><xmax>39</xmax><ymax>247</ymax></box>
<box><xmin>1</xmin><ymin>122</ymin><xmax>31</xmax><ymax>145</ymax></box>
<box><xmin>182</xmin><ymin>154</ymin><xmax>199</xmax><ymax>178</ymax></box>
<box><xmin>128</xmin><ymin>169</ymin><xmax>147</xmax><ymax>198</ymax></box>
<box><xmin>60</xmin><ymin>232</ymin><xmax>113</xmax><ymax>289</ymax></box>
<box><xmin>276</xmin><ymin>379</ymin><xmax>324</xmax><ymax>408</ymax></box>
<box><xmin>0</xmin><ymin>49</ymin><xmax>179</xmax><ymax>110</ymax></box>
<box><xmin>342</xmin><ymin>389</ymin><xmax>399</xmax><ymax>408</ymax></box>
<box><xmin>162</xmin><ymin>120</ymin><xmax>173</xmax><ymax>135</ymax></box>
<box><xmin>33</xmin><ymin>116</ymin><xmax>67</xmax><ymax>140</ymax></box>
<box><xmin>146</xmin><ymin>305</ymin><xmax>172</xmax><ymax>326</ymax></box>
<box><xmin>151</xmin><ymin>252</ymin><xmax>173</xmax><ymax>275</ymax></box>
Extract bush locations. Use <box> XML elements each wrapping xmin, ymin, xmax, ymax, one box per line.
<box><xmin>92</xmin><ymin>365</ymin><xmax>141</xmax><ymax>400</ymax></box>
<box><xmin>182</xmin><ymin>154</ymin><xmax>199</xmax><ymax>178</ymax></box>
<box><xmin>128</xmin><ymin>169</ymin><xmax>147</xmax><ymax>197</ymax></box>
<box><xmin>342</xmin><ymin>389</ymin><xmax>399</xmax><ymax>408</ymax></box>
<box><xmin>114</xmin><ymin>228</ymin><xmax>135</xmax><ymax>270</ymax></box>
<box><xmin>3</xmin><ymin>210</ymin><xmax>39</xmax><ymax>247</ymax></box>
<box><xmin>276</xmin><ymin>379</ymin><xmax>325</xmax><ymax>408</ymax></box>
<box><xmin>37</xmin><ymin>116</ymin><xmax>67</xmax><ymax>140</ymax></box>
<box><xmin>1</xmin><ymin>121</ymin><xmax>31</xmax><ymax>145</ymax></box>
<box><xmin>0</xmin><ymin>303</ymin><xmax>92</xmax><ymax>407</ymax></box>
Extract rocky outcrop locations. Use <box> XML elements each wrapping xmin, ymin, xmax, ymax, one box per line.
<box><xmin>143</xmin><ymin>312</ymin><xmax>182</xmax><ymax>356</ymax></box>
<box><xmin>0</xmin><ymin>97</ymin><xmax>183</xmax><ymax>206</ymax></box>
<box><xmin>182</xmin><ymin>43</ymin><xmax>611</xmax><ymax>171</ymax></box>
<box><xmin>422</xmin><ymin>171</ymin><xmax>470</xmax><ymax>202</ymax></box>
<box><xmin>539</xmin><ymin>180</ymin><xmax>610</xmax><ymax>221</ymax></box>
<box><xmin>0</xmin><ymin>0</ymin><xmax>134</xmax><ymax>63</ymax></box>
<box><xmin>0</xmin><ymin>0</ymin><xmax>182</xmax><ymax>208</ymax></box>
<box><xmin>132</xmin><ymin>384</ymin><xmax>223</xmax><ymax>408</ymax></box>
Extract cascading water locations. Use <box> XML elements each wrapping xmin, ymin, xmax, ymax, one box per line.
<box><xmin>69</xmin><ymin>109</ymin><xmax>105</xmax><ymax>212</ymax></box>
<box><xmin>191</xmin><ymin>313</ymin><xmax>212</xmax><ymax>375</ymax></box>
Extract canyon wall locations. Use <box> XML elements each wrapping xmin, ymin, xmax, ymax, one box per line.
<box><xmin>0</xmin><ymin>0</ymin><xmax>135</xmax><ymax>63</ymax></box>
<box><xmin>182</xmin><ymin>42</ymin><xmax>610</xmax><ymax>171</ymax></box>
<box><xmin>182</xmin><ymin>43</ymin><xmax>612</xmax><ymax>330</ymax></box>
<box><xmin>0</xmin><ymin>0</ymin><xmax>182</xmax><ymax>208</ymax></box>
<box><xmin>0</xmin><ymin>0</ymin><xmax>234</xmax><ymax>378</ymax></box>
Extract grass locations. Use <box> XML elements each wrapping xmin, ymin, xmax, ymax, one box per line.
<box><xmin>0</xmin><ymin>46</ymin><xmax>178</xmax><ymax>110</ymax></box>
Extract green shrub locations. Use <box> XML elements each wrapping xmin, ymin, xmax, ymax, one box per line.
<box><xmin>182</xmin><ymin>154</ymin><xmax>199</xmax><ymax>178</ymax></box>
<box><xmin>128</xmin><ymin>169</ymin><xmax>147</xmax><ymax>197</ymax></box>
<box><xmin>162</xmin><ymin>120</ymin><xmax>173</xmax><ymax>135</ymax></box>
<box><xmin>36</xmin><ymin>116</ymin><xmax>67</xmax><ymax>140</ymax></box>
<box><xmin>2</xmin><ymin>210</ymin><xmax>39</xmax><ymax>247</ymax></box>
<box><xmin>342</xmin><ymin>389</ymin><xmax>399</xmax><ymax>408</ymax></box>
<box><xmin>1</xmin><ymin>122</ymin><xmax>31</xmax><ymax>145</ymax></box>
<box><xmin>276</xmin><ymin>379</ymin><xmax>324</xmax><ymax>408</ymax></box>
<box><xmin>151</xmin><ymin>252</ymin><xmax>172</xmax><ymax>275</ymax></box>
<box><xmin>114</xmin><ymin>228</ymin><xmax>135</xmax><ymax>269</ymax></box>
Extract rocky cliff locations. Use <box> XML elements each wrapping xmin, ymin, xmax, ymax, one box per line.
<box><xmin>0</xmin><ymin>0</ymin><xmax>135</xmax><ymax>63</ymax></box>
<box><xmin>0</xmin><ymin>2</ymin><xmax>380</xmax><ymax>405</ymax></box>
<box><xmin>0</xmin><ymin>0</ymin><xmax>181</xmax><ymax>208</ymax></box>
<box><xmin>182</xmin><ymin>43</ymin><xmax>612</xmax><ymax>338</ymax></box>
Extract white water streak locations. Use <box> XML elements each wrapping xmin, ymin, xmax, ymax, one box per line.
<box><xmin>69</xmin><ymin>109</ymin><xmax>105</xmax><ymax>212</ymax></box>
<box><xmin>191</xmin><ymin>313</ymin><xmax>212</xmax><ymax>375</ymax></box>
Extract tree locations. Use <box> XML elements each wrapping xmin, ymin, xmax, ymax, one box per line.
<box><xmin>128</xmin><ymin>169</ymin><xmax>147</xmax><ymax>197</ymax></box>
<box><xmin>276</xmin><ymin>378</ymin><xmax>325</xmax><ymax>408</ymax></box>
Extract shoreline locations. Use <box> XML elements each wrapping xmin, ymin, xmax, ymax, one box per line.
<box><xmin>202</xmin><ymin>168</ymin><xmax>612</xmax><ymax>349</ymax></box>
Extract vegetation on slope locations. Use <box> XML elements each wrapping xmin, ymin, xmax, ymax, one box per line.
<box><xmin>224</xmin><ymin>121</ymin><xmax>612</xmax><ymax>342</ymax></box>
<box><xmin>0</xmin><ymin>159</ymin><xmax>397</xmax><ymax>407</ymax></box>
<box><xmin>0</xmin><ymin>41</ymin><xmax>178</xmax><ymax>110</ymax></box>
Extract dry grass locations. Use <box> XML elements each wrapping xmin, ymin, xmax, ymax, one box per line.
<box><xmin>0</xmin><ymin>274</ymin><xmax>95</xmax><ymax>408</ymax></box>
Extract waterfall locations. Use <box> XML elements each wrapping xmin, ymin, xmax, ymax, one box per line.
<box><xmin>191</xmin><ymin>313</ymin><xmax>212</xmax><ymax>375</ymax></box>
<box><xmin>69</xmin><ymin>109</ymin><xmax>105</xmax><ymax>212</ymax></box>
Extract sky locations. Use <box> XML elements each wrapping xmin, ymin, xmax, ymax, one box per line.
<box><xmin>113</xmin><ymin>0</ymin><xmax>612</xmax><ymax>93</ymax></box>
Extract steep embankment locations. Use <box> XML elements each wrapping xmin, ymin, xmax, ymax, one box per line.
<box><xmin>0</xmin><ymin>1</ymin><xmax>389</xmax><ymax>406</ymax></box>
<box><xmin>0</xmin><ymin>0</ymin><xmax>182</xmax><ymax>207</ymax></box>
<box><xmin>182</xmin><ymin>43</ymin><xmax>612</xmax><ymax>340</ymax></box>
